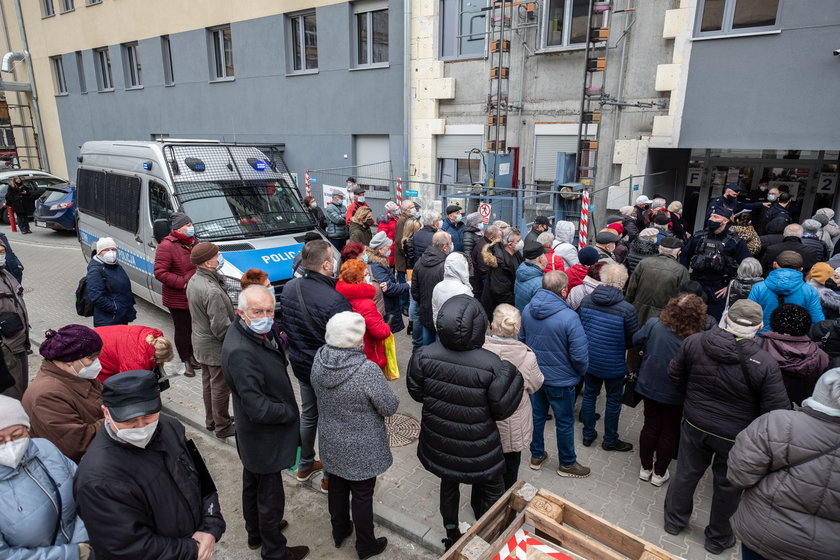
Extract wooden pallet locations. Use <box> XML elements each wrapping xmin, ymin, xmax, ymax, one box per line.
<box><xmin>440</xmin><ymin>481</ymin><xmax>678</xmax><ymax>560</ymax></box>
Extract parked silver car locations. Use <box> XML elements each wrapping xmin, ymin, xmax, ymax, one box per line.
<box><xmin>0</xmin><ymin>169</ymin><xmax>69</xmax><ymax>224</ymax></box>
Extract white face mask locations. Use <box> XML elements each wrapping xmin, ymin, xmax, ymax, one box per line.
<box><xmin>73</xmin><ymin>358</ymin><xmax>102</xmax><ymax>380</ymax></box>
<box><xmin>101</xmin><ymin>251</ymin><xmax>117</xmax><ymax>265</ymax></box>
<box><xmin>0</xmin><ymin>255</ymin><xmax>6</xmax><ymax>267</ymax></box>
<box><xmin>0</xmin><ymin>437</ymin><xmax>29</xmax><ymax>469</ymax></box>
<box><xmin>309</xmin><ymin>202</ymin><xmax>317</xmax><ymax>209</ymax></box>
<box><xmin>365</xmin><ymin>274</ymin><xmax>372</xmax><ymax>284</ymax></box>
<box><xmin>514</xmin><ymin>240</ymin><xmax>525</xmax><ymax>252</ymax></box>
<box><xmin>115</xmin><ymin>420</ymin><xmax>158</xmax><ymax>448</ymax></box>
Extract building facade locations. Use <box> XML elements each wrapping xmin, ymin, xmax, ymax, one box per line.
<box><xmin>0</xmin><ymin>0</ymin><xmax>405</xmax><ymax>198</ymax></box>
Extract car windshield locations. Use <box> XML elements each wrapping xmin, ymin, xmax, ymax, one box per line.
<box><xmin>176</xmin><ymin>180</ymin><xmax>313</xmax><ymax>241</ymax></box>
<box><xmin>42</xmin><ymin>189</ymin><xmax>68</xmax><ymax>204</ymax></box>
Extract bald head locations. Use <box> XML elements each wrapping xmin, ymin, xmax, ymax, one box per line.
<box><xmin>542</xmin><ymin>270</ymin><xmax>569</xmax><ymax>297</ymax></box>
<box><xmin>783</xmin><ymin>223</ymin><xmax>803</xmax><ymax>238</ymax></box>
<box><xmin>432</xmin><ymin>231</ymin><xmax>452</xmax><ymax>251</ymax></box>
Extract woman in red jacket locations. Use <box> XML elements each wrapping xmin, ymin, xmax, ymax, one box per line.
<box><xmin>335</xmin><ymin>259</ymin><xmax>391</xmax><ymax>369</ymax></box>
<box><xmin>93</xmin><ymin>325</ymin><xmax>174</xmax><ymax>382</ymax></box>
<box><xmin>153</xmin><ymin>212</ymin><xmax>198</xmax><ymax>376</ymax></box>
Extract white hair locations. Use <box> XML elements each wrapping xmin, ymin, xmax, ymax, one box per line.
<box><xmin>237</xmin><ymin>285</ymin><xmax>275</xmax><ymax>312</ymax></box>
<box><xmin>659</xmin><ymin>245</ymin><xmax>680</xmax><ymax>257</ymax></box>
<box><xmin>619</xmin><ymin>206</ymin><xmax>635</xmax><ymax>217</ymax></box>
<box><xmin>536</xmin><ymin>231</ymin><xmax>554</xmax><ymax>247</ymax></box>
<box><xmin>400</xmin><ymin>199</ymin><xmax>415</xmax><ymax>210</ymax></box>
<box><xmin>421</xmin><ymin>209</ymin><xmax>441</xmax><ymax>228</ymax></box>
<box><xmin>651</xmin><ymin>198</ymin><xmax>666</xmax><ymax>210</ymax></box>
<box><xmin>600</xmin><ymin>263</ymin><xmax>629</xmax><ymax>289</ymax></box>
<box><xmin>783</xmin><ymin>223</ymin><xmax>803</xmax><ymax>238</ymax></box>
<box><xmin>490</xmin><ymin>304</ymin><xmax>521</xmax><ymax>338</ymax></box>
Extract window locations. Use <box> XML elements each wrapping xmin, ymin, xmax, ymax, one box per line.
<box><xmin>209</xmin><ymin>26</ymin><xmax>234</xmax><ymax>80</ymax></box>
<box><xmin>93</xmin><ymin>47</ymin><xmax>113</xmax><ymax>91</ymax></box>
<box><xmin>51</xmin><ymin>56</ymin><xmax>67</xmax><ymax>95</ymax></box>
<box><xmin>42</xmin><ymin>0</ymin><xmax>55</xmax><ymax>17</ymax></box>
<box><xmin>697</xmin><ymin>0</ymin><xmax>781</xmax><ymax>36</ymax></box>
<box><xmin>149</xmin><ymin>181</ymin><xmax>173</xmax><ymax>224</ymax></box>
<box><xmin>161</xmin><ymin>35</ymin><xmax>174</xmax><ymax>85</ymax></box>
<box><xmin>75</xmin><ymin>51</ymin><xmax>86</xmax><ymax>93</ymax></box>
<box><xmin>86</xmin><ymin>0</ymin><xmax>102</xmax><ymax>5</ymax></box>
<box><xmin>289</xmin><ymin>12</ymin><xmax>318</xmax><ymax>72</ymax></box>
<box><xmin>121</xmin><ymin>42</ymin><xmax>142</xmax><ymax>88</ymax></box>
<box><xmin>441</xmin><ymin>0</ymin><xmax>487</xmax><ymax>59</ymax></box>
<box><xmin>543</xmin><ymin>0</ymin><xmax>589</xmax><ymax>49</ymax></box>
<box><xmin>77</xmin><ymin>169</ymin><xmax>142</xmax><ymax>233</ymax></box>
<box><xmin>60</xmin><ymin>0</ymin><xmax>74</xmax><ymax>12</ymax></box>
<box><xmin>355</xmin><ymin>4</ymin><xmax>388</xmax><ymax>66</ymax></box>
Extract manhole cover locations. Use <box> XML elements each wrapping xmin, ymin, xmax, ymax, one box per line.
<box><xmin>385</xmin><ymin>413</ymin><xmax>420</xmax><ymax>447</ymax></box>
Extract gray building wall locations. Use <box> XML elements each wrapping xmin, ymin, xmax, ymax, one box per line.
<box><xmin>53</xmin><ymin>3</ymin><xmax>404</xmax><ymax>186</ymax></box>
<box><xmin>679</xmin><ymin>0</ymin><xmax>840</xmax><ymax>150</ymax></box>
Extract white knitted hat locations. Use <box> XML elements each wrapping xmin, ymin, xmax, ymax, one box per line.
<box><xmin>96</xmin><ymin>237</ymin><xmax>117</xmax><ymax>252</ymax></box>
<box><xmin>325</xmin><ymin>311</ymin><xmax>366</xmax><ymax>349</ymax></box>
<box><xmin>803</xmin><ymin>369</ymin><xmax>840</xmax><ymax>417</ymax></box>
<box><xmin>0</xmin><ymin>395</ymin><xmax>30</xmax><ymax>430</ymax></box>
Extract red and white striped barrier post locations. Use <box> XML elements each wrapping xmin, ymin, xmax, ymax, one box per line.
<box><xmin>395</xmin><ymin>177</ymin><xmax>403</xmax><ymax>204</ymax></box>
<box><xmin>304</xmin><ymin>170</ymin><xmax>311</xmax><ymax>198</ymax></box>
<box><xmin>578</xmin><ymin>189</ymin><xmax>590</xmax><ymax>250</ymax></box>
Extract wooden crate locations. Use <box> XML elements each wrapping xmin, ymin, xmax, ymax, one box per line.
<box><xmin>440</xmin><ymin>482</ymin><xmax>678</xmax><ymax>560</ymax></box>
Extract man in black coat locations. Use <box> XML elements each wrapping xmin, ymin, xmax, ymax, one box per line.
<box><xmin>408</xmin><ymin>294</ymin><xmax>524</xmax><ymax>549</ymax></box>
<box><xmin>223</xmin><ymin>286</ymin><xmax>309</xmax><ymax>560</ymax></box>
<box><xmin>4</xmin><ymin>177</ymin><xmax>34</xmax><ymax>234</ymax></box>
<box><xmin>760</xmin><ymin>223</ymin><xmax>822</xmax><ymax>276</ymax></box>
<box><xmin>470</xmin><ymin>224</ymin><xmax>500</xmax><ymax>301</ymax></box>
<box><xmin>480</xmin><ymin>226</ymin><xmax>523</xmax><ymax>317</ymax></box>
<box><xmin>280</xmin><ymin>240</ymin><xmax>351</xmax><ymax>488</ymax></box>
<box><xmin>411</xmin><ymin>231</ymin><xmax>451</xmax><ymax>345</ymax></box>
<box><xmin>75</xmin><ymin>370</ymin><xmax>226</xmax><ymax>560</ymax></box>
<box><xmin>412</xmin><ymin>209</ymin><xmax>441</xmax><ymax>258</ymax></box>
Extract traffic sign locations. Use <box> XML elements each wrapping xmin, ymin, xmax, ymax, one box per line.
<box><xmin>478</xmin><ymin>202</ymin><xmax>492</xmax><ymax>224</ymax></box>
<box><xmin>404</xmin><ymin>189</ymin><xmax>419</xmax><ymax>197</ymax></box>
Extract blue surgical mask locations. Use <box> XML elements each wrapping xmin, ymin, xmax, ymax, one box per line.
<box><xmin>347</xmin><ymin>182</ymin><xmax>353</xmax><ymax>188</ymax></box>
<box><xmin>412</xmin><ymin>210</ymin><xmax>420</xmax><ymax>219</ymax></box>
<box><xmin>478</xmin><ymin>223</ymin><xmax>485</xmax><ymax>231</ymax></box>
<box><xmin>247</xmin><ymin>315</ymin><xmax>274</xmax><ymax>335</ymax></box>
<box><xmin>361</xmin><ymin>253</ymin><xmax>369</xmax><ymax>264</ymax></box>
<box><xmin>449</xmin><ymin>242</ymin><xmax>455</xmax><ymax>253</ymax></box>
<box><xmin>185</xmin><ymin>226</ymin><xmax>195</xmax><ymax>237</ymax></box>
<box><xmin>358</xmin><ymin>196</ymin><xmax>365</xmax><ymax>203</ymax></box>
<box><xmin>215</xmin><ymin>254</ymin><xmax>225</xmax><ymax>270</ymax></box>
<box><xmin>455</xmin><ymin>215</ymin><xmax>463</xmax><ymax>223</ymax></box>
<box><xmin>767</xmin><ymin>194</ymin><xmax>777</xmax><ymax>202</ymax></box>
<box><xmin>386</xmin><ymin>249</ymin><xmax>392</xmax><ymax>258</ymax></box>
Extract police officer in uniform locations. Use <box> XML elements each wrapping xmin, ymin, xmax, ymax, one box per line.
<box><xmin>680</xmin><ymin>207</ymin><xmax>751</xmax><ymax>321</ymax></box>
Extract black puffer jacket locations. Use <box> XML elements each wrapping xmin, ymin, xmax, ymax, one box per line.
<box><xmin>407</xmin><ymin>295</ymin><xmax>523</xmax><ymax>483</ymax></box>
<box><xmin>480</xmin><ymin>242</ymin><xmax>523</xmax><ymax>317</ymax></box>
<box><xmin>280</xmin><ymin>271</ymin><xmax>351</xmax><ymax>383</ymax></box>
<box><xmin>462</xmin><ymin>226</ymin><xmax>481</xmax><ymax>260</ymax></box>
<box><xmin>668</xmin><ymin>326</ymin><xmax>790</xmax><ymax>439</ymax></box>
<box><xmin>75</xmin><ymin>416</ymin><xmax>226</xmax><ymax>559</ymax></box>
<box><xmin>411</xmin><ymin>246</ymin><xmax>447</xmax><ymax>330</ymax></box>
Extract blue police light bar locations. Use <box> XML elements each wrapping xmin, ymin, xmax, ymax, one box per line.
<box><xmin>142</xmin><ymin>161</ymin><xmax>153</xmax><ymax>171</ymax></box>
<box><xmin>184</xmin><ymin>157</ymin><xmax>206</xmax><ymax>172</ymax></box>
<box><xmin>247</xmin><ymin>157</ymin><xmax>267</xmax><ymax>171</ymax></box>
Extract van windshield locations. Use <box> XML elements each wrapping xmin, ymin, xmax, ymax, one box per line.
<box><xmin>176</xmin><ymin>180</ymin><xmax>313</xmax><ymax>241</ymax></box>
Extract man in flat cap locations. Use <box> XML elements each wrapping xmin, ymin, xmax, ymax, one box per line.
<box><xmin>75</xmin><ymin>370</ymin><xmax>226</xmax><ymax>559</ymax></box>
<box><xmin>440</xmin><ymin>204</ymin><xmax>465</xmax><ymax>252</ymax></box>
<box><xmin>626</xmin><ymin>236</ymin><xmax>690</xmax><ymax>324</ymax></box>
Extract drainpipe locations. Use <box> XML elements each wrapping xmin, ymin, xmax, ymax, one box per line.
<box><xmin>12</xmin><ymin>0</ymin><xmax>49</xmax><ymax>172</ymax></box>
<box><xmin>611</xmin><ymin>0</ymin><xmax>634</xmax><ymax>186</ymax></box>
<box><xmin>402</xmin><ymin>0</ymin><xmax>411</xmax><ymax>186</ymax></box>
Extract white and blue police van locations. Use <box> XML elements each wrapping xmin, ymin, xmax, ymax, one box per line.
<box><xmin>75</xmin><ymin>139</ymin><xmax>324</xmax><ymax>308</ymax></box>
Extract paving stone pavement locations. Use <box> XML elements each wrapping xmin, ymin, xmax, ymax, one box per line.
<box><xmin>13</xmin><ymin>225</ymin><xmax>740</xmax><ymax>560</ymax></box>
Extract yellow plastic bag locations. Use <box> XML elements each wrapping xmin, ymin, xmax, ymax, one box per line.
<box><xmin>382</xmin><ymin>334</ymin><xmax>400</xmax><ymax>381</ymax></box>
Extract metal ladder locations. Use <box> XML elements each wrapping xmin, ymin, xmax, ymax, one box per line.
<box><xmin>485</xmin><ymin>0</ymin><xmax>514</xmax><ymax>154</ymax></box>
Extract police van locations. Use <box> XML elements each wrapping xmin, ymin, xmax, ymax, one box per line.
<box><xmin>75</xmin><ymin>139</ymin><xmax>321</xmax><ymax>308</ymax></box>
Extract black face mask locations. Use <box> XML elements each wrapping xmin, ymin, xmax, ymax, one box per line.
<box><xmin>725</xmin><ymin>194</ymin><xmax>736</xmax><ymax>202</ymax></box>
<box><xmin>826</xmin><ymin>278</ymin><xmax>838</xmax><ymax>290</ymax></box>
<box><xmin>706</xmin><ymin>219</ymin><xmax>720</xmax><ymax>232</ymax></box>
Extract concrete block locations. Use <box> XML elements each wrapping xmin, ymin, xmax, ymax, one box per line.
<box><xmin>652</xmin><ymin>115</ymin><xmax>674</xmax><ymax>138</ymax></box>
<box><xmin>655</xmin><ymin>64</ymin><xmax>680</xmax><ymax>92</ymax></box>
<box><xmin>663</xmin><ymin>8</ymin><xmax>690</xmax><ymax>39</ymax></box>
<box><xmin>418</xmin><ymin>77</ymin><xmax>455</xmax><ymax>100</ymax></box>
<box><xmin>613</xmin><ymin>139</ymin><xmax>639</xmax><ymax>165</ymax></box>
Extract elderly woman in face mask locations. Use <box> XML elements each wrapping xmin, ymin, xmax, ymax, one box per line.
<box><xmin>0</xmin><ymin>242</ymin><xmax>29</xmax><ymax>400</ymax></box>
<box><xmin>87</xmin><ymin>237</ymin><xmax>136</xmax><ymax>327</ymax></box>
<box><xmin>21</xmin><ymin>325</ymin><xmax>105</xmax><ymax>463</ymax></box>
<box><xmin>0</xmin><ymin>395</ymin><xmax>92</xmax><ymax>559</ymax></box>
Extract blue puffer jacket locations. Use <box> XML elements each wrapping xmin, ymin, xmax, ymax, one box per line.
<box><xmin>578</xmin><ymin>285</ymin><xmax>638</xmax><ymax>379</ymax></box>
<box><xmin>440</xmin><ymin>218</ymin><xmax>465</xmax><ymax>252</ymax></box>
<box><xmin>748</xmin><ymin>268</ymin><xmax>824</xmax><ymax>332</ymax></box>
<box><xmin>520</xmin><ymin>289</ymin><xmax>588</xmax><ymax>387</ymax></box>
<box><xmin>0</xmin><ymin>438</ymin><xmax>88</xmax><ymax>559</ymax></box>
<box><xmin>87</xmin><ymin>257</ymin><xmax>136</xmax><ymax>327</ymax></box>
<box><xmin>632</xmin><ymin>318</ymin><xmax>685</xmax><ymax>406</ymax></box>
<box><xmin>514</xmin><ymin>261</ymin><xmax>544</xmax><ymax>311</ymax></box>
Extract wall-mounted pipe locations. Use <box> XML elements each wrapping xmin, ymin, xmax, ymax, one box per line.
<box><xmin>1</xmin><ymin>51</ymin><xmax>24</xmax><ymax>73</ymax></box>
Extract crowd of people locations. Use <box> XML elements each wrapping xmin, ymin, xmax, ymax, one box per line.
<box><xmin>0</xmin><ymin>180</ymin><xmax>839</xmax><ymax>560</ymax></box>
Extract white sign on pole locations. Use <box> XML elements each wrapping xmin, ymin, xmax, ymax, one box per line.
<box><xmin>322</xmin><ymin>184</ymin><xmax>345</xmax><ymax>207</ymax></box>
<box><xmin>478</xmin><ymin>203</ymin><xmax>492</xmax><ymax>224</ymax></box>
<box><xmin>818</xmin><ymin>172</ymin><xmax>838</xmax><ymax>195</ymax></box>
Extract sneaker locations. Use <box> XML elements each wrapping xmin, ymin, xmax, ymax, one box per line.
<box><xmin>650</xmin><ymin>470</ymin><xmax>670</xmax><ymax>487</ymax></box>
<box><xmin>639</xmin><ymin>467</ymin><xmax>652</xmax><ymax>481</ymax></box>
<box><xmin>286</xmin><ymin>545</ymin><xmax>310</xmax><ymax>560</ymax></box>
<box><xmin>556</xmin><ymin>462</ymin><xmax>591</xmax><ymax>478</ymax></box>
<box><xmin>529</xmin><ymin>452</ymin><xmax>548</xmax><ymax>470</ymax></box>
<box><xmin>601</xmin><ymin>440</ymin><xmax>633</xmax><ymax>452</ymax></box>
<box><xmin>320</xmin><ymin>477</ymin><xmax>329</xmax><ymax>494</ymax></box>
<box><xmin>296</xmin><ymin>460</ymin><xmax>323</xmax><ymax>482</ymax></box>
<box><xmin>358</xmin><ymin>537</ymin><xmax>387</xmax><ymax>559</ymax></box>
<box><xmin>704</xmin><ymin>535</ymin><xmax>736</xmax><ymax>555</ymax></box>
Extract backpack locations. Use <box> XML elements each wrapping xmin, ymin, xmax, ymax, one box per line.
<box><xmin>690</xmin><ymin>231</ymin><xmax>737</xmax><ymax>276</ymax></box>
<box><xmin>75</xmin><ymin>264</ymin><xmax>109</xmax><ymax>317</ymax></box>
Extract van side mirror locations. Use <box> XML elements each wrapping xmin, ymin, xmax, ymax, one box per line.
<box><xmin>153</xmin><ymin>219</ymin><xmax>170</xmax><ymax>244</ymax></box>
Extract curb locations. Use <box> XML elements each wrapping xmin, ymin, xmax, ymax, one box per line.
<box><xmin>30</xmin><ymin>335</ymin><xmax>445</xmax><ymax>555</ymax></box>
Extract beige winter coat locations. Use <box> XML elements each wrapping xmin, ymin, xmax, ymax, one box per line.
<box><xmin>482</xmin><ymin>336</ymin><xmax>544</xmax><ymax>453</ymax></box>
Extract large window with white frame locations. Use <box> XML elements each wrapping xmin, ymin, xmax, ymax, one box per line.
<box><xmin>42</xmin><ymin>0</ymin><xmax>55</xmax><ymax>17</ymax></box>
<box><xmin>60</xmin><ymin>0</ymin><xmax>74</xmax><ymax>13</ymax></box>
<box><xmin>51</xmin><ymin>56</ymin><xmax>67</xmax><ymax>95</ymax></box>
<box><xmin>695</xmin><ymin>0</ymin><xmax>781</xmax><ymax>36</ymax></box>
<box><xmin>354</xmin><ymin>2</ymin><xmax>389</xmax><ymax>67</ymax></box>
<box><xmin>289</xmin><ymin>12</ymin><xmax>318</xmax><ymax>72</ymax></box>
<box><xmin>543</xmin><ymin>0</ymin><xmax>589</xmax><ymax>49</ymax></box>
<box><xmin>440</xmin><ymin>0</ymin><xmax>487</xmax><ymax>59</ymax></box>
<box><xmin>93</xmin><ymin>47</ymin><xmax>113</xmax><ymax>91</ymax></box>
<box><xmin>121</xmin><ymin>42</ymin><xmax>142</xmax><ymax>89</ymax></box>
<box><xmin>208</xmin><ymin>26</ymin><xmax>234</xmax><ymax>80</ymax></box>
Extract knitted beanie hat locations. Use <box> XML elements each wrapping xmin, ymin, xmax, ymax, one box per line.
<box><xmin>803</xmin><ymin>369</ymin><xmax>840</xmax><ymax>417</ymax></box>
<box><xmin>325</xmin><ymin>311</ymin><xmax>366</xmax><ymax>348</ymax></box>
<box><xmin>802</xmin><ymin>219</ymin><xmax>821</xmax><ymax>234</ymax></box>
<box><xmin>96</xmin><ymin>237</ymin><xmax>117</xmax><ymax>253</ymax></box>
<box><xmin>170</xmin><ymin>212</ymin><xmax>192</xmax><ymax>230</ymax></box>
<box><xmin>369</xmin><ymin>231</ymin><xmax>392</xmax><ymax>249</ymax></box>
<box><xmin>40</xmin><ymin>324</ymin><xmax>103</xmax><ymax>362</ymax></box>
<box><xmin>0</xmin><ymin>395</ymin><xmax>29</xmax><ymax>430</ymax></box>
<box><xmin>769</xmin><ymin>303</ymin><xmax>811</xmax><ymax>336</ymax></box>
<box><xmin>190</xmin><ymin>242</ymin><xmax>219</xmax><ymax>265</ymax></box>
<box><xmin>812</xmin><ymin>213</ymin><xmax>829</xmax><ymax>227</ymax></box>
<box><xmin>578</xmin><ymin>247</ymin><xmax>599</xmax><ymax>266</ymax></box>
<box><xmin>807</xmin><ymin>262</ymin><xmax>834</xmax><ymax>285</ymax></box>
<box><xmin>465</xmin><ymin>212</ymin><xmax>483</xmax><ymax>227</ymax></box>
<box><xmin>723</xmin><ymin>299</ymin><xmax>763</xmax><ymax>338</ymax></box>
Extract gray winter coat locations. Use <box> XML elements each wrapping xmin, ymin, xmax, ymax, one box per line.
<box><xmin>310</xmin><ymin>344</ymin><xmax>399</xmax><ymax>481</ymax></box>
<box><xmin>324</xmin><ymin>201</ymin><xmax>349</xmax><ymax>239</ymax></box>
<box><xmin>431</xmin><ymin>252</ymin><xmax>472</xmax><ymax>327</ymax></box>
<box><xmin>728</xmin><ymin>405</ymin><xmax>840</xmax><ymax>560</ymax></box>
<box><xmin>0</xmin><ymin>438</ymin><xmax>88</xmax><ymax>559</ymax></box>
<box><xmin>187</xmin><ymin>267</ymin><xmax>234</xmax><ymax>366</ymax></box>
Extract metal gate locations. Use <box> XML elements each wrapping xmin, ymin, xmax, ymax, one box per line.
<box><xmin>307</xmin><ymin>161</ymin><xmax>394</xmax><ymax>219</ymax></box>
